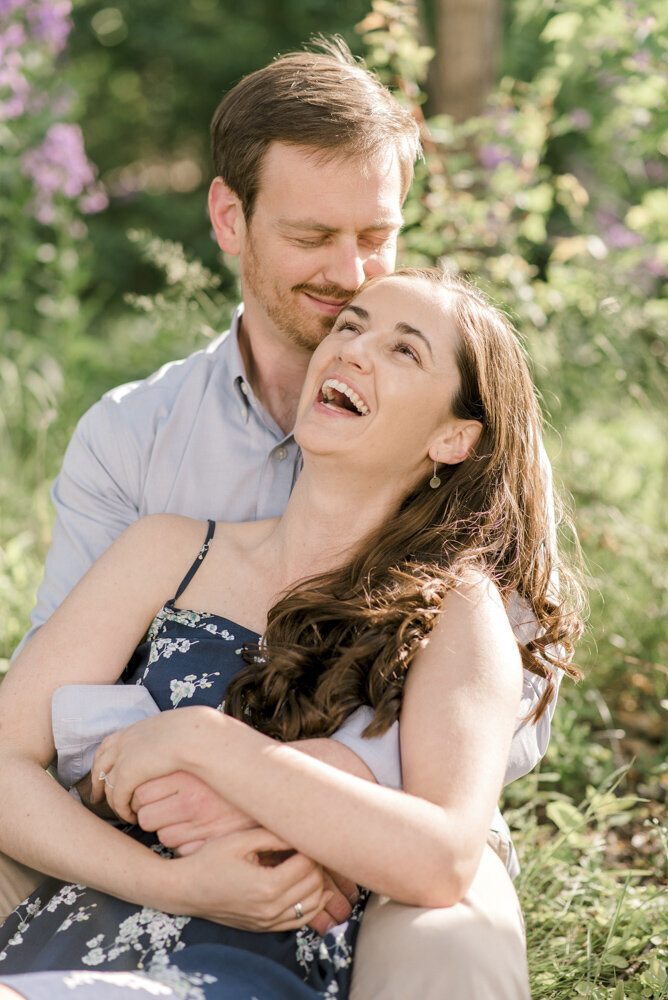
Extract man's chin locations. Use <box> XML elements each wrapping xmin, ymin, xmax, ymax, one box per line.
<box><xmin>288</xmin><ymin>317</ymin><xmax>336</xmax><ymax>352</ymax></box>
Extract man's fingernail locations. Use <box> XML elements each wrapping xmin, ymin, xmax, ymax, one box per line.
<box><xmin>325</xmin><ymin>920</ymin><xmax>336</xmax><ymax>932</ymax></box>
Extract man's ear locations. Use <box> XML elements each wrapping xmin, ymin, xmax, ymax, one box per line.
<box><xmin>429</xmin><ymin>419</ymin><xmax>482</xmax><ymax>466</ymax></box>
<box><xmin>208</xmin><ymin>177</ymin><xmax>244</xmax><ymax>256</ymax></box>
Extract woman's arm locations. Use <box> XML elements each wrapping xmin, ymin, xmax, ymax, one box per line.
<box><xmin>0</xmin><ymin>515</ymin><xmax>327</xmax><ymax>928</ymax></box>
<box><xmin>94</xmin><ymin>576</ymin><xmax>523</xmax><ymax>908</ymax></box>
<box><xmin>0</xmin><ymin>517</ymin><xmax>188</xmax><ymax>892</ymax></box>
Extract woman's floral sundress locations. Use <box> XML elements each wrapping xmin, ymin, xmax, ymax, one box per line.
<box><xmin>0</xmin><ymin>521</ymin><xmax>366</xmax><ymax>1000</ymax></box>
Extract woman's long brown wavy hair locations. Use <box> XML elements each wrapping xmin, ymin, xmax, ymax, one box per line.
<box><xmin>224</xmin><ymin>268</ymin><xmax>585</xmax><ymax>740</ymax></box>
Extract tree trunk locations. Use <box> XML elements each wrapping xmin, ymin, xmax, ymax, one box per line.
<box><xmin>428</xmin><ymin>0</ymin><xmax>502</xmax><ymax>121</ymax></box>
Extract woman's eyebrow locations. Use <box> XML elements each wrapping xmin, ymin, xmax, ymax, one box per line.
<box><xmin>345</xmin><ymin>305</ymin><xmax>369</xmax><ymax>320</ymax></box>
<box><xmin>395</xmin><ymin>322</ymin><xmax>434</xmax><ymax>360</ymax></box>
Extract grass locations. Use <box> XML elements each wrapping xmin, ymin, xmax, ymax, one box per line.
<box><xmin>506</xmin><ymin>704</ymin><xmax>667</xmax><ymax>999</ymax></box>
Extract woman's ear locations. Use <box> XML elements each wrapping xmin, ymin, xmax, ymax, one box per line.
<box><xmin>429</xmin><ymin>419</ymin><xmax>482</xmax><ymax>466</ymax></box>
<box><xmin>208</xmin><ymin>177</ymin><xmax>245</xmax><ymax>256</ymax></box>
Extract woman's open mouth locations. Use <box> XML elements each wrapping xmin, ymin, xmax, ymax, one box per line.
<box><xmin>318</xmin><ymin>378</ymin><xmax>370</xmax><ymax>416</ymax></box>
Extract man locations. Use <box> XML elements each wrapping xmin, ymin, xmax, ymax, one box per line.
<box><xmin>2</xmin><ymin>39</ymin><xmax>543</xmax><ymax>998</ymax></box>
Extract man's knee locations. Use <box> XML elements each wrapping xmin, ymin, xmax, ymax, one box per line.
<box><xmin>350</xmin><ymin>846</ymin><xmax>530</xmax><ymax>1000</ymax></box>
<box><xmin>0</xmin><ymin>853</ymin><xmax>43</xmax><ymax>925</ymax></box>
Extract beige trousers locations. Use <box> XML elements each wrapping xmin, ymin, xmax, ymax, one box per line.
<box><xmin>0</xmin><ymin>855</ymin><xmax>41</xmax><ymax>925</ymax></box>
<box><xmin>0</xmin><ymin>843</ymin><xmax>530</xmax><ymax>999</ymax></box>
<box><xmin>351</xmin><ymin>844</ymin><xmax>530</xmax><ymax>1000</ymax></box>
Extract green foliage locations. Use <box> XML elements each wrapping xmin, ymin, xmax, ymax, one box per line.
<box><xmin>1</xmin><ymin>1</ymin><xmax>666</xmax><ymax>996</ymax></box>
<box><xmin>505</xmin><ymin>755</ymin><xmax>668</xmax><ymax>999</ymax></box>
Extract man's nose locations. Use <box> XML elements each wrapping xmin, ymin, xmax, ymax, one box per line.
<box><xmin>323</xmin><ymin>242</ymin><xmax>367</xmax><ymax>292</ymax></box>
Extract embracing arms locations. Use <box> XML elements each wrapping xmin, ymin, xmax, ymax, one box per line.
<box><xmin>0</xmin><ymin>518</ymin><xmax>330</xmax><ymax>929</ymax></box>
<box><xmin>1</xmin><ymin>512</ymin><xmax>522</xmax><ymax>916</ymax></box>
<box><xmin>93</xmin><ymin>576</ymin><xmax>523</xmax><ymax>908</ymax></box>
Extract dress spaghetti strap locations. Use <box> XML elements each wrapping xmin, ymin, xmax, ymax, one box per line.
<box><xmin>173</xmin><ymin>519</ymin><xmax>216</xmax><ymax>601</ymax></box>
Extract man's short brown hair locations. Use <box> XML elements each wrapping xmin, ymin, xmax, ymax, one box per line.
<box><xmin>210</xmin><ymin>37</ymin><xmax>421</xmax><ymax>219</ymax></box>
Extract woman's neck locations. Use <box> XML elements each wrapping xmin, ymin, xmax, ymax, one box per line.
<box><xmin>263</xmin><ymin>465</ymin><xmax>406</xmax><ymax>591</ymax></box>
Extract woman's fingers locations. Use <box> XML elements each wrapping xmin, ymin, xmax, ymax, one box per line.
<box><xmin>247</xmin><ymin>847</ymin><xmax>329</xmax><ymax>931</ymax></box>
<box><xmin>263</xmin><ymin>884</ymin><xmax>333</xmax><ymax>932</ymax></box>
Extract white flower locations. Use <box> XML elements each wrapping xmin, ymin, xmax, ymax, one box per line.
<box><xmin>82</xmin><ymin>946</ymin><xmax>106</xmax><ymax>966</ymax></box>
<box><xmin>169</xmin><ymin>679</ymin><xmax>196</xmax><ymax>706</ymax></box>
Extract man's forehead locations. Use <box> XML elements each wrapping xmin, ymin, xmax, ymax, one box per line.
<box><xmin>255</xmin><ymin>142</ymin><xmax>404</xmax><ymax>208</ymax></box>
<box><xmin>255</xmin><ymin>143</ymin><xmax>403</xmax><ymax>233</ymax></box>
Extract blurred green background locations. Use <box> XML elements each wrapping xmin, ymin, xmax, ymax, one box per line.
<box><xmin>1</xmin><ymin>1</ymin><xmax>666</xmax><ymax>995</ymax></box>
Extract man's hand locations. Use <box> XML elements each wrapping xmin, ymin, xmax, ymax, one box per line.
<box><xmin>132</xmin><ymin>770</ymin><xmax>358</xmax><ymax>933</ymax></box>
<box><xmin>310</xmin><ymin>870</ymin><xmax>359</xmax><ymax>935</ymax></box>
<box><xmin>131</xmin><ymin>771</ymin><xmax>257</xmax><ymax>855</ymax></box>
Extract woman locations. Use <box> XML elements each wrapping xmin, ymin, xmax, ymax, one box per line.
<box><xmin>0</xmin><ymin>269</ymin><xmax>582</xmax><ymax>999</ymax></box>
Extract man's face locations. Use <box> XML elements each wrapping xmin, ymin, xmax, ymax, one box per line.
<box><xmin>238</xmin><ymin>143</ymin><xmax>405</xmax><ymax>353</ymax></box>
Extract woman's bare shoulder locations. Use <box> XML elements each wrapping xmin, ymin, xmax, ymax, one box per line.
<box><xmin>442</xmin><ymin>569</ymin><xmax>506</xmax><ymax>614</ymax></box>
<box><xmin>421</xmin><ymin>571</ymin><xmax>521</xmax><ymax>687</ymax></box>
<box><xmin>119</xmin><ymin>513</ymin><xmax>213</xmax><ymax>555</ymax></box>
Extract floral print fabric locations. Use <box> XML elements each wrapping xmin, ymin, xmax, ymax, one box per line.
<box><xmin>0</xmin><ymin>584</ymin><xmax>365</xmax><ymax>999</ymax></box>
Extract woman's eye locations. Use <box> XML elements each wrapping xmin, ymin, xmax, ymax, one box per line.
<box><xmin>336</xmin><ymin>320</ymin><xmax>361</xmax><ymax>334</ymax></box>
<box><xmin>393</xmin><ymin>341</ymin><xmax>420</xmax><ymax>363</ymax></box>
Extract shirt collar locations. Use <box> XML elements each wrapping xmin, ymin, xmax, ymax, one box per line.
<box><xmin>226</xmin><ymin>303</ymin><xmax>294</xmax><ymax>443</ymax></box>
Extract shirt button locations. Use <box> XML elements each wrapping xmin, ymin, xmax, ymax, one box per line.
<box><xmin>239</xmin><ymin>380</ymin><xmax>249</xmax><ymax>396</ymax></box>
<box><xmin>276</xmin><ymin>446</ymin><xmax>288</xmax><ymax>461</ymax></box>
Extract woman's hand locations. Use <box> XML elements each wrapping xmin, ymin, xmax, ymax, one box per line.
<box><xmin>91</xmin><ymin>706</ymin><xmax>213</xmax><ymax>822</ymax></box>
<box><xmin>167</xmin><ymin>826</ymin><xmax>331</xmax><ymax>932</ymax></box>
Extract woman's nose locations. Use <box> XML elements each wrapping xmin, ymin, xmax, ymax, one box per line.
<box><xmin>338</xmin><ymin>333</ymin><xmax>372</xmax><ymax>370</ymax></box>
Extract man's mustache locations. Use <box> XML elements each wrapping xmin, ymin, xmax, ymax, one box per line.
<box><xmin>292</xmin><ymin>283</ymin><xmax>358</xmax><ymax>302</ymax></box>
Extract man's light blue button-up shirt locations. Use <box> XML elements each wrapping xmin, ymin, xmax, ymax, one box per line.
<box><xmin>21</xmin><ymin>306</ymin><xmax>302</xmax><ymax>649</ymax></box>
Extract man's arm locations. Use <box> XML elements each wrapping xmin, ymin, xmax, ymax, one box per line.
<box><xmin>13</xmin><ymin>396</ymin><xmax>143</xmax><ymax>659</ymax></box>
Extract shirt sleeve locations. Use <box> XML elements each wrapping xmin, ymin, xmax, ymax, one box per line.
<box><xmin>502</xmin><ymin>441</ymin><xmax>562</xmax><ymax>784</ymax></box>
<box><xmin>52</xmin><ymin>685</ymin><xmax>160</xmax><ymax>789</ymax></box>
<box><xmin>330</xmin><ymin>707</ymin><xmax>402</xmax><ymax>790</ymax></box>
<box><xmin>12</xmin><ymin>390</ymin><xmax>145</xmax><ymax>660</ymax></box>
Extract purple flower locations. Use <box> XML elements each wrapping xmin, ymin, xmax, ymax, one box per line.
<box><xmin>647</xmin><ymin>256</ymin><xmax>668</xmax><ymax>278</ymax></box>
<box><xmin>0</xmin><ymin>0</ymin><xmax>27</xmax><ymax>15</ymax></box>
<box><xmin>1</xmin><ymin>0</ymin><xmax>72</xmax><ymax>54</ymax></box>
<box><xmin>26</xmin><ymin>0</ymin><xmax>72</xmax><ymax>53</ymax></box>
<box><xmin>79</xmin><ymin>186</ymin><xmax>108</xmax><ymax>215</ymax></box>
<box><xmin>23</xmin><ymin>123</ymin><xmax>93</xmax><ymax>194</ymax></box>
<box><xmin>22</xmin><ymin>122</ymin><xmax>107</xmax><ymax>223</ymax></box>
<box><xmin>0</xmin><ymin>0</ymin><xmax>73</xmax><ymax>119</ymax></box>
<box><xmin>479</xmin><ymin>144</ymin><xmax>512</xmax><ymax>169</ymax></box>
<box><xmin>604</xmin><ymin>223</ymin><xmax>643</xmax><ymax>249</ymax></box>
<box><xmin>0</xmin><ymin>54</ymin><xmax>29</xmax><ymax>121</ymax></box>
<box><xmin>0</xmin><ymin>21</ymin><xmax>26</xmax><ymax>52</ymax></box>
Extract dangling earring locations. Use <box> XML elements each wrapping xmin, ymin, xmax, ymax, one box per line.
<box><xmin>429</xmin><ymin>460</ymin><xmax>441</xmax><ymax>489</ymax></box>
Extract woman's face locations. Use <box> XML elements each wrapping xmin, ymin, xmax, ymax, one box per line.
<box><xmin>295</xmin><ymin>275</ymin><xmax>477</xmax><ymax>491</ymax></box>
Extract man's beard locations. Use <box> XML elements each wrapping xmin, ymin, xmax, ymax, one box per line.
<box><xmin>243</xmin><ymin>238</ymin><xmax>358</xmax><ymax>352</ymax></box>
